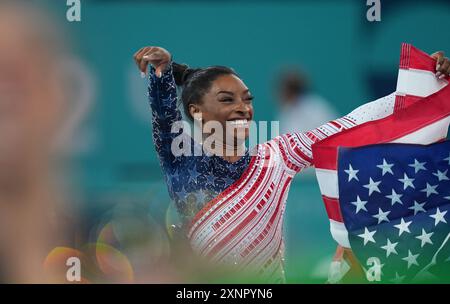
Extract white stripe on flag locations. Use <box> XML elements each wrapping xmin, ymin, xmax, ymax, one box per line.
<box><xmin>391</xmin><ymin>117</ymin><xmax>450</xmax><ymax>144</ymax></box>
<box><xmin>329</xmin><ymin>219</ymin><xmax>350</xmax><ymax>248</ymax></box>
<box><xmin>396</xmin><ymin>68</ymin><xmax>448</xmax><ymax>97</ymax></box>
<box><xmin>315</xmin><ymin>168</ymin><xmax>338</xmax><ymax>198</ymax></box>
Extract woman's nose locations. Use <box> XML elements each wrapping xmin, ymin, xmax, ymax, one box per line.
<box><xmin>236</xmin><ymin>100</ymin><xmax>251</xmax><ymax>114</ymax></box>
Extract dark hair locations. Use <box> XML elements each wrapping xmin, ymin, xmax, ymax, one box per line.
<box><xmin>172</xmin><ymin>62</ymin><xmax>239</xmax><ymax>120</ymax></box>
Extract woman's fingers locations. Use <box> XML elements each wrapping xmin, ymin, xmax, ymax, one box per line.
<box><xmin>445</xmin><ymin>60</ymin><xmax>450</xmax><ymax>77</ymax></box>
<box><xmin>430</xmin><ymin>51</ymin><xmax>449</xmax><ymax>78</ymax></box>
<box><xmin>133</xmin><ymin>46</ymin><xmax>171</xmax><ymax>76</ymax></box>
<box><xmin>133</xmin><ymin>47</ymin><xmax>145</xmax><ymax>64</ymax></box>
<box><xmin>143</xmin><ymin>49</ymin><xmax>169</xmax><ymax>77</ymax></box>
<box><xmin>134</xmin><ymin>47</ymin><xmax>147</xmax><ymax>61</ymax></box>
<box><xmin>438</xmin><ymin>58</ymin><xmax>450</xmax><ymax>79</ymax></box>
<box><xmin>144</xmin><ymin>49</ymin><xmax>164</xmax><ymax>64</ymax></box>
<box><xmin>431</xmin><ymin>51</ymin><xmax>444</xmax><ymax>66</ymax></box>
<box><xmin>134</xmin><ymin>49</ymin><xmax>145</xmax><ymax>72</ymax></box>
<box><xmin>143</xmin><ymin>48</ymin><xmax>158</xmax><ymax>60</ymax></box>
<box><xmin>139</xmin><ymin>56</ymin><xmax>149</xmax><ymax>75</ymax></box>
<box><xmin>134</xmin><ymin>47</ymin><xmax>154</xmax><ymax>74</ymax></box>
<box><xmin>142</xmin><ymin>49</ymin><xmax>162</xmax><ymax>76</ymax></box>
<box><xmin>134</xmin><ymin>47</ymin><xmax>149</xmax><ymax>67</ymax></box>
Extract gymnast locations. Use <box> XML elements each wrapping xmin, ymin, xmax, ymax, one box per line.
<box><xmin>133</xmin><ymin>46</ymin><xmax>450</xmax><ymax>282</ymax></box>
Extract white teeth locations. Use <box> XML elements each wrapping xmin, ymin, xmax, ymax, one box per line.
<box><xmin>228</xmin><ymin>119</ymin><xmax>249</xmax><ymax>127</ymax></box>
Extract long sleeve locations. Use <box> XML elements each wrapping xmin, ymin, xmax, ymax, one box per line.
<box><xmin>274</xmin><ymin>93</ymin><xmax>397</xmax><ymax>173</ymax></box>
<box><xmin>148</xmin><ymin>62</ymin><xmax>184</xmax><ymax>173</ymax></box>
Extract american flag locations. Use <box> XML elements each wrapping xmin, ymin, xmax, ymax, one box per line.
<box><xmin>312</xmin><ymin>43</ymin><xmax>450</xmax><ymax>282</ymax></box>
<box><xmin>338</xmin><ymin>141</ymin><xmax>450</xmax><ymax>282</ymax></box>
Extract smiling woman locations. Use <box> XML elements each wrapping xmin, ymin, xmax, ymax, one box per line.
<box><xmin>133</xmin><ymin>46</ymin><xmax>450</xmax><ymax>283</ymax></box>
<box><xmin>173</xmin><ymin>62</ymin><xmax>254</xmax><ymax>161</ymax></box>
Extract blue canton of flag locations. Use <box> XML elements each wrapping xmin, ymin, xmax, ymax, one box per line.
<box><xmin>338</xmin><ymin>140</ymin><xmax>450</xmax><ymax>283</ymax></box>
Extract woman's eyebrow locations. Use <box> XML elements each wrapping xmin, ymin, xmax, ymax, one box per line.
<box><xmin>216</xmin><ymin>90</ymin><xmax>234</xmax><ymax>96</ymax></box>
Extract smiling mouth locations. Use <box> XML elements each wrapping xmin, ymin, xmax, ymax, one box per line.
<box><xmin>226</xmin><ymin>119</ymin><xmax>250</xmax><ymax>127</ymax></box>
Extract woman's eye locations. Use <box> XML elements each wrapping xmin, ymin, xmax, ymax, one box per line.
<box><xmin>219</xmin><ymin>98</ymin><xmax>233</xmax><ymax>102</ymax></box>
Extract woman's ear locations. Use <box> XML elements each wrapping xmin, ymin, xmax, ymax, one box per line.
<box><xmin>189</xmin><ymin>104</ymin><xmax>202</xmax><ymax>121</ymax></box>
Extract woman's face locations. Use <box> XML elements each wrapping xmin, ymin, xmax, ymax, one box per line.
<box><xmin>191</xmin><ymin>74</ymin><xmax>254</xmax><ymax>144</ymax></box>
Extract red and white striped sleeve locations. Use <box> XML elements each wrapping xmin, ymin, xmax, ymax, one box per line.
<box><xmin>272</xmin><ymin>92</ymin><xmax>396</xmax><ymax>173</ymax></box>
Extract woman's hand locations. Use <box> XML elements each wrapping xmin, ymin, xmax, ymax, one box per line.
<box><xmin>431</xmin><ymin>51</ymin><xmax>450</xmax><ymax>79</ymax></box>
<box><xmin>133</xmin><ymin>46</ymin><xmax>171</xmax><ymax>77</ymax></box>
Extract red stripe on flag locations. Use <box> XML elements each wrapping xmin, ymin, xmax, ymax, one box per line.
<box><xmin>322</xmin><ymin>195</ymin><xmax>343</xmax><ymax>222</ymax></box>
<box><xmin>400</xmin><ymin>43</ymin><xmax>408</xmax><ymax>69</ymax></box>
<box><xmin>394</xmin><ymin>95</ymin><xmax>405</xmax><ymax>112</ymax></box>
<box><xmin>406</xmin><ymin>44</ymin><xmax>437</xmax><ymax>72</ymax></box>
<box><xmin>312</xmin><ymin>85</ymin><xmax>450</xmax><ymax>170</ymax></box>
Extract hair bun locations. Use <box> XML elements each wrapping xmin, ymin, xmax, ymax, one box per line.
<box><xmin>172</xmin><ymin>62</ymin><xmax>200</xmax><ymax>86</ymax></box>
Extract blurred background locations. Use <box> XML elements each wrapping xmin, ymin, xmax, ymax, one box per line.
<box><xmin>0</xmin><ymin>0</ymin><xmax>449</xmax><ymax>283</ymax></box>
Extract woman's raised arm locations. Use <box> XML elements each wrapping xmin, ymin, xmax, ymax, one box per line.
<box><xmin>133</xmin><ymin>47</ymin><xmax>183</xmax><ymax>172</ymax></box>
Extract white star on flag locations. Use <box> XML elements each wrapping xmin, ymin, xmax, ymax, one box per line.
<box><xmin>363</xmin><ymin>178</ymin><xmax>381</xmax><ymax>196</ymax></box>
<box><xmin>444</xmin><ymin>153</ymin><xmax>450</xmax><ymax>165</ymax></box>
<box><xmin>385</xmin><ymin>189</ymin><xmax>403</xmax><ymax>206</ymax></box>
<box><xmin>420</xmin><ymin>183</ymin><xmax>438</xmax><ymax>197</ymax></box>
<box><xmin>402</xmin><ymin>250</ymin><xmax>419</xmax><ymax>269</ymax></box>
<box><xmin>398</xmin><ymin>173</ymin><xmax>415</xmax><ymax>190</ymax></box>
<box><xmin>394</xmin><ymin>218</ymin><xmax>412</xmax><ymax>236</ymax></box>
<box><xmin>408</xmin><ymin>159</ymin><xmax>426</xmax><ymax>173</ymax></box>
<box><xmin>429</xmin><ymin>208</ymin><xmax>447</xmax><ymax>226</ymax></box>
<box><xmin>381</xmin><ymin>238</ymin><xmax>398</xmax><ymax>257</ymax></box>
<box><xmin>357</xmin><ymin>227</ymin><xmax>376</xmax><ymax>245</ymax></box>
<box><xmin>432</xmin><ymin>169</ymin><xmax>449</xmax><ymax>181</ymax></box>
<box><xmin>372</xmin><ymin>208</ymin><xmax>390</xmax><ymax>224</ymax></box>
<box><xmin>351</xmin><ymin>196</ymin><xmax>368</xmax><ymax>214</ymax></box>
<box><xmin>390</xmin><ymin>272</ymin><xmax>405</xmax><ymax>284</ymax></box>
<box><xmin>377</xmin><ymin>158</ymin><xmax>394</xmax><ymax>176</ymax></box>
<box><xmin>344</xmin><ymin>164</ymin><xmax>359</xmax><ymax>182</ymax></box>
<box><xmin>408</xmin><ymin>201</ymin><xmax>426</xmax><ymax>215</ymax></box>
<box><xmin>415</xmin><ymin>229</ymin><xmax>433</xmax><ymax>247</ymax></box>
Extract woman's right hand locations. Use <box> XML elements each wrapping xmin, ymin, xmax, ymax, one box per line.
<box><xmin>133</xmin><ymin>46</ymin><xmax>171</xmax><ymax>77</ymax></box>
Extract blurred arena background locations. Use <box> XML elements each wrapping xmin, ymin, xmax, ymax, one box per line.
<box><xmin>1</xmin><ymin>0</ymin><xmax>449</xmax><ymax>283</ymax></box>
